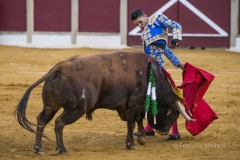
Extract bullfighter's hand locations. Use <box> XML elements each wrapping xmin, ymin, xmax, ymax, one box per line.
<box><xmin>178</xmin><ymin>63</ymin><xmax>186</xmax><ymax>72</ymax></box>
<box><xmin>170</xmin><ymin>39</ymin><xmax>180</xmax><ymax>47</ymax></box>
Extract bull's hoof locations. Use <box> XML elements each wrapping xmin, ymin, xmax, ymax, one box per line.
<box><xmin>137</xmin><ymin>136</ymin><xmax>146</xmax><ymax>145</ymax></box>
<box><xmin>126</xmin><ymin>143</ymin><xmax>137</xmax><ymax>150</ymax></box>
<box><xmin>36</xmin><ymin>151</ymin><xmax>45</xmax><ymax>156</ymax></box>
<box><xmin>56</xmin><ymin>148</ymin><xmax>68</xmax><ymax>155</ymax></box>
<box><xmin>33</xmin><ymin>145</ymin><xmax>45</xmax><ymax>155</ymax></box>
<box><xmin>57</xmin><ymin>150</ymin><xmax>68</xmax><ymax>155</ymax></box>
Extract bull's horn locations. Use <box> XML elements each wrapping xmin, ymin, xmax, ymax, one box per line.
<box><xmin>176</xmin><ymin>101</ymin><xmax>196</xmax><ymax>122</ymax></box>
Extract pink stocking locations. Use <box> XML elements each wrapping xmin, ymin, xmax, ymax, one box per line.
<box><xmin>144</xmin><ymin>123</ymin><xmax>153</xmax><ymax>132</ymax></box>
<box><xmin>171</xmin><ymin>121</ymin><xmax>179</xmax><ymax>136</ymax></box>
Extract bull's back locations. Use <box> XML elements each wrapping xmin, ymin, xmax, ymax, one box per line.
<box><xmin>43</xmin><ymin>50</ymin><xmax>150</xmax><ymax>109</ymax></box>
<box><xmin>96</xmin><ymin>50</ymin><xmax>150</xmax><ymax>91</ymax></box>
<box><xmin>66</xmin><ymin>50</ymin><xmax>150</xmax><ymax>85</ymax></box>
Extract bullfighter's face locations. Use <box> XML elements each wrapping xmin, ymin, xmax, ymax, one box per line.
<box><xmin>133</xmin><ymin>14</ymin><xmax>148</xmax><ymax>30</ymax></box>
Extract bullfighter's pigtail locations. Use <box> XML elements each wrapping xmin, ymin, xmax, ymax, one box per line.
<box><xmin>145</xmin><ymin>60</ymin><xmax>158</xmax><ymax>124</ymax></box>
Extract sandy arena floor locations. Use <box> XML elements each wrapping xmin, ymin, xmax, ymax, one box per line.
<box><xmin>0</xmin><ymin>46</ymin><xmax>240</xmax><ymax>160</ymax></box>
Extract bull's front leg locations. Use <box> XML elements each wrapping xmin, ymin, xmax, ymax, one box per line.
<box><xmin>126</xmin><ymin>120</ymin><xmax>137</xmax><ymax>150</ymax></box>
<box><xmin>125</xmin><ymin>108</ymin><xmax>146</xmax><ymax>149</ymax></box>
<box><xmin>136</xmin><ymin>118</ymin><xmax>146</xmax><ymax>145</ymax></box>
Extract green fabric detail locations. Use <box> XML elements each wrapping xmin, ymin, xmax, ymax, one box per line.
<box><xmin>145</xmin><ymin>63</ymin><xmax>158</xmax><ymax>119</ymax></box>
<box><xmin>149</xmin><ymin>65</ymin><xmax>156</xmax><ymax>87</ymax></box>
<box><xmin>151</xmin><ymin>100</ymin><xmax>158</xmax><ymax>116</ymax></box>
<box><xmin>145</xmin><ymin>95</ymin><xmax>151</xmax><ymax>113</ymax></box>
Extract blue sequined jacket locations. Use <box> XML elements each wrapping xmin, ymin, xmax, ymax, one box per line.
<box><xmin>142</xmin><ymin>13</ymin><xmax>182</xmax><ymax>46</ymax></box>
<box><xmin>141</xmin><ymin>13</ymin><xmax>182</xmax><ymax>68</ymax></box>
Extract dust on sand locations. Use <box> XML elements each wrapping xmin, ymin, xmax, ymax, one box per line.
<box><xmin>0</xmin><ymin>46</ymin><xmax>240</xmax><ymax>160</ymax></box>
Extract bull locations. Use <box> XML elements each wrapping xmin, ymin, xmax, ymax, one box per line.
<box><xmin>15</xmin><ymin>50</ymin><xmax>193</xmax><ymax>155</ymax></box>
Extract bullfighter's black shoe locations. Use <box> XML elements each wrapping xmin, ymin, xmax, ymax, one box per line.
<box><xmin>166</xmin><ymin>134</ymin><xmax>181</xmax><ymax>140</ymax></box>
<box><xmin>146</xmin><ymin>130</ymin><xmax>155</xmax><ymax>136</ymax></box>
<box><xmin>133</xmin><ymin>132</ymin><xmax>139</xmax><ymax>136</ymax></box>
<box><xmin>133</xmin><ymin>130</ymin><xmax>155</xmax><ymax>136</ymax></box>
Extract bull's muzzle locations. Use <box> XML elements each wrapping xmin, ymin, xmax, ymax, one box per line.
<box><xmin>155</xmin><ymin>130</ymin><xmax>169</xmax><ymax>136</ymax></box>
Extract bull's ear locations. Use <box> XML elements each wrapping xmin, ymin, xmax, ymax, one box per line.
<box><xmin>167</xmin><ymin>107</ymin><xmax>178</xmax><ymax>116</ymax></box>
<box><xmin>167</xmin><ymin>109</ymin><xmax>172</xmax><ymax>116</ymax></box>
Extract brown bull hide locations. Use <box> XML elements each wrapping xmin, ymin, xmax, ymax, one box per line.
<box><xmin>15</xmin><ymin>50</ymin><xmax>180</xmax><ymax>155</ymax></box>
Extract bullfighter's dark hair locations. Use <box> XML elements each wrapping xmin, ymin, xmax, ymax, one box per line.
<box><xmin>131</xmin><ymin>9</ymin><xmax>144</xmax><ymax>21</ymax></box>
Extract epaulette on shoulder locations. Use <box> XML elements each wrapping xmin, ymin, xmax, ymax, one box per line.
<box><xmin>157</xmin><ymin>14</ymin><xmax>168</xmax><ymax>21</ymax></box>
<box><xmin>148</xmin><ymin>14</ymin><xmax>158</xmax><ymax>25</ymax></box>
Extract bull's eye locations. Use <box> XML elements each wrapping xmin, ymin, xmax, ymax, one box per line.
<box><xmin>167</xmin><ymin>109</ymin><xmax>172</xmax><ymax>116</ymax></box>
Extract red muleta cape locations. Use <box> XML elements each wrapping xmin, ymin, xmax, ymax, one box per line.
<box><xmin>178</xmin><ymin>63</ymin><xmax>218</xmax><ymax>136</ymax></box>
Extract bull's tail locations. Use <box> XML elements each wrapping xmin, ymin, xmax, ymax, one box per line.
<box><xmin>14</xmin><ymin>86</ymin><xmax>37</xmax><ymax>134</ymax></box>
<box><xmin>14</xmin><ymin>62</ymin><xmax>62</xmax><ymax>139</ymax></box>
